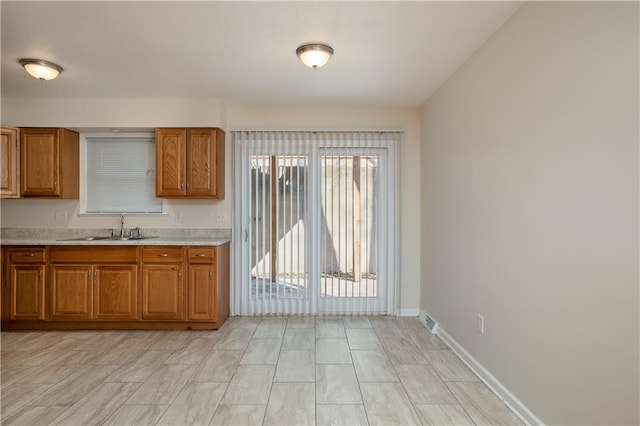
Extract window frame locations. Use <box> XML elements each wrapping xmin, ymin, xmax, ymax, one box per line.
<box><xmin>79</xmin><ymin>132</ymin><xmax>166</xmax><ymax>216</ymax></box>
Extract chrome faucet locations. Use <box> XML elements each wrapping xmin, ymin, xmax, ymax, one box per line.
<box><xmin>120</xmin><ymin>214</ymin><xmax>125</xmax><ymax>237</ymax></box>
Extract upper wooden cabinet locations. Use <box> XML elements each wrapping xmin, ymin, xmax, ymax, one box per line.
<box><xmin>20</xmin><ymin>128</ymin><xmax>79</xmax><ymax>198</ymax></box>
<box><xmin>0</xmin><ymin>127</ymin><xmax>20</xmax><ymax>198</ymax></box>
<box><xmin>156</xmin><ymin>128</ymin><xmax>225</xmax><ymax>199</ymax></box>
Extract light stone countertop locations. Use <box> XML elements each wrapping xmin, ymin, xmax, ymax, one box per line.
<box><xmin>0</xmin><ymin>228</ymin><xmax>231</xmax><ymax>246</ymax></box>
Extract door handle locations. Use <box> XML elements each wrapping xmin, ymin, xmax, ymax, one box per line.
<box><xmin>244</xmin><ymin>228</ymin><xmax>248</xmax><ymax>242</ymax></box>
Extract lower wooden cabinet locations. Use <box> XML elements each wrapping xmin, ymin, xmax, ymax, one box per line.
<box><xmin>50</xmin><ymin>265</ymin><xmax>92</xmax><ymax>320</ymax></box>
<box><xmin>10</xmin><ymin>264</ymin><xmax>45</xmax><ymax>320</ymax></box>
<box><xmin>142</xmin><ymin>264</ymin><xmax>184</xmax><ymax>320</ymax></box>
<box><xmin>1</xmin><ymin>243</ymin><xmax>230</xmax><ymax>330</ymax></box>
<box><xmin>94</xmin><ymin>265</ymin><xmax>138</xmax><ymax>320</ymax></box>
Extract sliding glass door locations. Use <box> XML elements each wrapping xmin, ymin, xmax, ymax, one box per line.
<box><xmin>234</xmin><ymin>132</ymin><xmax>398</xmax><ymax>315</ymax></box>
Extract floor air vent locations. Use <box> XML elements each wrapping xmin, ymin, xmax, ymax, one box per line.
<box><xmin>422</xmin><ymin>313</ymin><xmax>439</xmax><ymax>334</ymax></box>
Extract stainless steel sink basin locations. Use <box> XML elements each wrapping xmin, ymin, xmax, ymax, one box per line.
<box><xmin>57</xmin><ymin>236</ymin><xmax>112</xmax><ymax>241</ymax></box>
<box><xmin>108</xmin><ymin>236</ymin><xmax>158</xmax><ymax>241</ymax></box>
<box><xmin>57</xmin><ymin>236</ymin><xmax>158</xmax><ymax>241</ymax></box>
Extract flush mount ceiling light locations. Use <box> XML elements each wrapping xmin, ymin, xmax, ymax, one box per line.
<box><xmin>18</xmin><ymin>58</ymin><xmax>64</xmax><ymax>81</ymax></box>
<box><xmin>296</xmin><ymin>44</ymin><xmax>334</xmax><ymax>69</ymax></box>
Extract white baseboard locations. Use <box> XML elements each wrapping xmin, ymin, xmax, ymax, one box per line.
<box><xmin>419</xmin><ymin>311</ymin><xmax>543</xmax><ymax>426</ymax></box>
<box><xmin>397</xmin><ymin>308</ymin><xmax>420</xmax><ymax>316</ymax></box>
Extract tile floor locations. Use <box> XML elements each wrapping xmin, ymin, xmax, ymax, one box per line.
<box><xmin>1</xmin><ymin>316</ymin><xmax>523</xmax><ymax>425</ymax></box>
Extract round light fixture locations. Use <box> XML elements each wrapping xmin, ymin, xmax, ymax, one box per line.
<box><xmin>296</xmin><ymin>44</ymin><xmax>334</xmax><ymax>69</ymax></box>
<box><xmin>18</xmin><ymin>58</ymin><xmax>64</xmax><ymax>81</ymax></box>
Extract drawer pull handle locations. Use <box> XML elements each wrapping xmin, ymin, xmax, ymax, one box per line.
<box><xmin>24</xmin><ymin>253</ymin><xmax>35</xmax><ymax>257</ymax></box>
<box><xmin>195</xmin><ymin>253</ymin><xmax>206</xmax><ymax>257</ymax></box>
<box><xmin>158</xmin><ymin>253</ymin><xmax>169</xmax><ymax>257</ymax></box>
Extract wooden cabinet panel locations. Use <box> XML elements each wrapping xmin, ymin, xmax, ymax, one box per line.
<box><xmin>188</xmin><ymin>264</ymin><xmax>215</xmax><ymax>321</ymax></box>
<box><xmin>10</xmin><ymin>265</ymin><xmax>44</xmax><ymax>320</ymax></box>
<box><xmin>50</xmin><ymin>265</ymin><xmax>92</xmax><ymax>320</ymax></box>
<box><xmin>94</xmin><ymin>265</ymin><xmax>138</xmax><ymax>320</ymax></box>
<box><xmin>1</xmin><ymin>127</ymin><xmax>20</xmax><ymax>198</ymax></box>
<box><xmin>156</xmin><ymin>129</ymin><xmax>186</xmax><ymax>197</ymax></box>
<box><xmin>10</xmin><ymin>248</ymin><xmax>46</xmax><ymax>263</ymax></box>
<box><xmin>142</xmin><ymin>264</ymin><xmax>184</xmax><ymax>320</ymax></box>
<box><xmin>20</xmin><ymin>128</ymin><xmax>79</xmax><ymax>198</ymax></box>
<box><xmin>50</xmin><ymin>246</ymin><xmax>137</xmax><ymax>264</ymax></box>
<box><xmin>156</xmin><ymin>128</ymin><xmax>224</xmax><ymax>199</ymax></box>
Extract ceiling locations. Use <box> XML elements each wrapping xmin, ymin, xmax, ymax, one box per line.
<box><xmin>1</xmin><ymin>1</ymin><xmax>521</xmax><ymax>107</ymax></box>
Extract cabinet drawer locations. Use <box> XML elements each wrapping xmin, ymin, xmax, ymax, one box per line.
<box><xmin>187</xmin><ymin>247</ymin><xmax>215</xmax><ymax>263</ymax></box>
<box><xmin>10</xmin><ymin>248</ymin><xmax>45</xmax><ymax>263</ymax></box>
<box><xmin>142</xmin><ymin>247</ymin><xmax>184</xmax><ymax>263</ymax></box>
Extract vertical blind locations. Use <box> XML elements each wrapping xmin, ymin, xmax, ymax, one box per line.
<box><xmin>85</xmin><ymin>137</ymin><xmax>162</xmax><ymax>213</ymax></box>
<box><xmin>233</xmin><ymin>131</ymin><xmax>400</xmax><ymax>316</ymax></box>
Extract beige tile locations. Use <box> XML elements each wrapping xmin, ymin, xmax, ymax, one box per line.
<box><xmin>263</xmin><ymin>382</ymin><xmax>315</xmax><ymax>426</ymax></box>
<box><xmin>316</xmin><ymin>318</ymin><xmax>346</xmax><ymax>338</ymax></box>
<box><xmin>254</xmin><ymin>318</ymin><xmax>287</xmax><ymax>338</ymax></box>
<box><xmin>403</xmin><ymin>327</ymin><xmax>448</xmax><ymax>351</ymax></box>
<box><xmin>106</xmin><ymin>350</ymin><xmax>172</xmax><ymax>382</ymax></box>
<box><xmin>3</xmin><ymin>405</ymin><xmax>68</xmax><ymax>426</ymax></box>
<box><xmin>145</xmin><ymin>332</ymin><xmax>191</xmax><ymax>350</ymax></box>
<box><xmin>346</xmin><ymin>328</ymin><xmax>382</xmax><ymax>350</ymax></box>
<box><xmin>316</xmin><ymin>364</ymin><xmax>362</xmax><ymax>404</ymax></box>
<box><xmin>222</xmin><ymin>365</ymin><xmax>275</xmax><ymax>404</ymax></box>
<box><xmin>52</xmin><ymin>382</ymin><xmax>140</xmax><ymax>425</ymax></box>
<box><xmin>27</xmin><ymin>364</ymin><xmax>119</xmax><ymax>406</ymax></box>
<box><xmin>426</xmin><ymin>350</ymin><xmax>479</xmax><ymax>381</ymax></box>
<box><xmin>287</xmin><ymin>316</ymin><xmax>315</xmax><ymax>329</ymax></box>
<box><xmin>316</xmin><ymin>405</ymin><xmax>368</xmax><ymax>426</ymax></box>
<box><xmin>214</xmin><ymin>328</ymin><xmax>254</xmax><ymax>350</ymax></box>
<box><xmin>164</xmin><ymin>345</ymin><xmax>211</xmax><ymax>365</ymax></box>
<box><xmin>1</xmin><ymin>365</ymin><xmax>38</xmax><ymax>387</ymax></box>
<box><xmin>316</xmin><ymin>339</ymin><xmax>352</xmax><ymax>364</ymax></box>
<box><xmin>193</xmin><ymin>350</ymin><xmax>243</xmax><ymax>382</ymax></box>
<box><xmin>395</xmin><ymin>364</ymin><xmax>457</xmax><ymax>404</ymax></box>
<box><xmin>351</xmin><ymin>350</ymin><xmax>398</xmax><ymax>382</ymax></box>
<box><xmin>48</xmin><ymin>350</ymin><xmax>103</xmax><ymax>365</ymax></box>
<box><xmin>414</xmin><ymin>404</ymin><xmax>475</xmax><ymax>425</ymax></box>
<box><xmin>446</xmin><ymin>381</ymin><xmax>523</xmax><ymax>425</ymax></box>
<box><xmin>282</xmin><ymin>328</ymin><xmax>315</xmax><ymax>351</ymax></box>
<box><xmin>157</xmin><ymin>382</ymin><xmax>227</xmax><ymax>425</ymax></box>
<box><xmin>17</xmin><ymin>364</ymin><xmax>77</xmax><ymax>385</ymax></box>
<box><xmin>126</xmin><ymin>364</ymin><xmax>197</xmax><ymax>405</ymax></box>
<box><xmin>240</xmin><ymin>338</ymin><xmax>282</xmax><ymax>364</ymax></box>
<box><xmin>90</xmin><ymin>347</ymin><xmax>142</xmax><ymax>366</ymax></box>
<box><xmin>103</xmin><ymin>404</ymin><xmax>168</xmax><ymax>425</ymax></box>
<box><xmin>360</xmin><ymin>382</ymin><xmax>421</xmax><ymax>426</ymax></box>
<box><xmin>343</xmin><ymin>316</ymin><xmax>372</xmax><ymax>328</ymax></box>
<box><xmin>0</xmin><ymin>383</ymin><xmax>50</xmax><ymax>419</ymax></box>
<box><xmin>381</xmin><ymin>335</ymin><xmax>430</xmax><ymax>365</ymax></box>
<box><xmin>75</xmin><ymin>332</ymin><xmax>127</xmax><ymax>351</ymax></box>
<box><xmin>275</xmin><ymin>351</ymin><xmax>315</xmax><ymax>382</ymax></box>
<box><xmin>211</xmin><ymin>404</ymin><xmax>266</xmax><ymax>426</ymax></box>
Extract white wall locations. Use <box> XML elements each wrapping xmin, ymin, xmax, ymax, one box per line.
<box><xmin>0</xmin><ymin>98</ymin><xmax>233</xmax><ymax>229</ymax></box>
<box><xmin>228</xmin><ymin>106</ymin><xmax>422</xmax><ymax>313</ymax></box>
<box><xmin>421</xmin><ymin>2</ymin><xmax>638</xmax><ymax>425</ymax></box>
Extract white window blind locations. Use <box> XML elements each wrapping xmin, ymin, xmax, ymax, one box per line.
<box><xmin>85</xmin><ymin>137</ymin><xmax>162</xmax><ymax>213</ymax></box>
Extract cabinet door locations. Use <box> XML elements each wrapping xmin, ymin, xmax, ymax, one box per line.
<box><xmin>186</xmin><ymin>129</ymin><xmax>215</xmax><ymax>197</ymax></box>
<box><xmin>21</xmin><ymin>129</ymin><xmax>59</xmax><ymax>196</ymax></box>
<box><xmin>94</xmin><ymin>265</ymin><xmax>138</xmax><ymax>320</ymax></box>
<box><xmin>142</xmin><ymin>264</ymin><xmax>184</xmax><ymax>320</ymax></box>
<box><xmin>156</xmin><ymin>129</ymin><xmax>186</xmax><ymax>197</ymax></box>
<box><xmin>0</xmin><ymin>127</ymin><xmax>19</xmax><ymax>198</ymax></box>
<box><xmin>50</xmin><ymin>265</ymin><xmax>93</xmax><ymax>320</ymax></box>
<box><xmin>10</xmin><ymin>265</ymin><xmax>45</xmax><ymax>320</ymax></box>
<box><xmin>188</xmin><ymin>264</ymin><xmax>215</xmax><ymax>321</ymax></box>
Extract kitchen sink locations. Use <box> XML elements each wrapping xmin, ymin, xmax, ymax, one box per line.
<box><xmin>57</xmin><ymin>236</ymin><xmax>113</xmax><ymax>241</ymax></box>
<box><xmin>57</xmin><ymin>236</ymin><xmax>158</xmax><ymax>241</ymax></box>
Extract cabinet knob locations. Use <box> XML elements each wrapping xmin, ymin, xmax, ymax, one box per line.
<box><xmin>158</xmin><ymin>253</ymin><xmax>169</xmax><ymax>257</ymax></box>
<box><xmin>24</xmin><ymin>253</ymin><xmax>35</xmax><ymax>257</ymax></box>
<box><xmin>209</xmin><ymin>271</ymin><xmax>213</xmax><ymax>279</ymax></box>
<box><xmin>181</xmin><ymin>183</ymin><xmax>185</xmax><ymax>189</ymax></box>
<box><xmin>53</xmin><ymin>181</ymin><xmax>57</xmax><ymax>189</ymax></box>
<box><xmin>195</xmin><ymin>253</ymin><xmax>205</xmax><ymax>257</ymax></box>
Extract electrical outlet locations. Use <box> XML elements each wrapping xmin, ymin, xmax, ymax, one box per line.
<box><xmin>175</xmin><ymin>211</ymin><xmax>183</xmax><ymax>222</ymax></box>
<box><xmin>477</xmin><ymin>314</ymin><xmax>485</xmax><ymax>334</ymax></box>
<box><xmin>55</xmin><ymin>211</ymin><xmax>67</xmax><ymax>222</ymax></box>
<box><xmin>216</xmin><ymin>211</ymin><xmax>225</xmax><ymax>222</ymax></box>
